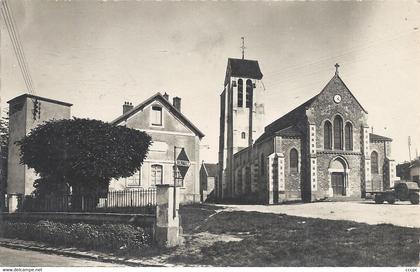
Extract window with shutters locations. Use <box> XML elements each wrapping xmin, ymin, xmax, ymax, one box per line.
<box><xmin>151</xmin><ymin>164</ymin><xmax>163</xmax><ymax>185</ymax></box>
<box><xmin>324</xmin><ymin>120</ymin><xmax>332</xmax><ymax>150</ymax></box>
<box><xmin>151</xmin><ymin>106</ymin><xmax>162</xmax><ymax>126</ymax></box>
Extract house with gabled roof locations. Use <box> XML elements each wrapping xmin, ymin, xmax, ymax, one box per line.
<box><xmin>218</xmin><ymin>58</ymin><xmax>396</xmax><ymax>204</ymax></box>
<box><xmin>109</xmin><ymin>92</ymin><xmax>204</xmax><ymax>203</ymax></box>
<box><xmin>199</xmin><ymin>162</ymin><xmax>218</xmax><ymax>202</ymax></box>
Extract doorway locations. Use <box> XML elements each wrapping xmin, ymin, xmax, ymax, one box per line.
<box><xmin>331</xmin><ymin>172</ymin><xmax>345</xmax><ymax>196</ymax></box>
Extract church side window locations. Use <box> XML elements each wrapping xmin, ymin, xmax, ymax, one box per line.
<box><xmin>241</xmin><ymin>132</ymin><xmax>246</xmax><ymax>139</ymax></box>
<box><xmin>246</xmin><ymin>79</ymin><xmax>253</xmax><ymax>108</ymax></box>
<box><xmin>237</xmin><ymin>79</ymin><xmax>243</xmax><ymax>107</ymax></box>
<box><xmin>151</xmin><ymin>106</ymin><xmax>162</xmax><ymax>126</ymax></box>
<box><xmin>371</xmin><ymin>151</ymin><xmax>379</xmax><ymax>174</ymax></box>
<box><xmin>290</xmin><ymin>148</ymin><xmax>298</xmax><ymax>173</ymax></box>
<box><xmin>345</xmin><ymin>122</ymin><xmax>353</xmax><ymax>151</ymax></box>
<box><xmin>324</xmin><ymin>120</ymin><xmax>332</xmax><ymax>150</ymax></box>
<box><xmin>333</xmin><ymin>115</ymin><xmax>343</xmax><ymax>150</ymax></box>
<box><xmin>260</xmin><ymin>153</ymin><xmax>265</xmax><ymax>176</ymax></box>
<box><xmin>151</xmin><ymin>164</ymin><xmax>163</xmax><ymax>185</ymax></box>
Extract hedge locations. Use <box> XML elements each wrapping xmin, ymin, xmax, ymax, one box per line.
<box><xmin>0</xmin><ymin>220</ymin><xmax>152</xmax><ymax>254</ymax></box>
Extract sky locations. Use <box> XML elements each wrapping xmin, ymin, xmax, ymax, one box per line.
<box><xmin>1</xmin><ymin>0</ymin><xmax>419</xmax><ymax>164</ymax></box>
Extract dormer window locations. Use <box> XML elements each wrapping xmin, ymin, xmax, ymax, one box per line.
<box><xmin>151</xmin><ymin>106</ymin><xmax>162</xmax><ymax>126</ymax></box>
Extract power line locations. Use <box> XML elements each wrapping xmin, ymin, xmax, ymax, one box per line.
<box><xmin>1</xmin><ymin>0</ymin><xmax>35</xmax><ymax>94</ymax></box>
<box><xmin>3</xmin><ymin>0</ymin><xmax>35</xmax><ymax>93</ymax></box>
<box><xmin>263</xmin><ymin>29</ymin><xmax>419</xmax><ymax>78</ymax></box>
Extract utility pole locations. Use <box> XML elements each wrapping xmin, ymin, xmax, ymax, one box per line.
<box><xmin>408</xmin><ymin>136</ymin><xmax>412</xmax><ymax>161</ymax></box>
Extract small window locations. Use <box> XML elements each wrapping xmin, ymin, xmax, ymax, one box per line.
<box><xmin>241</xmin><ymin>132</ymin><xmax>246</xmax><ymax>139</ymax></box>
<box><xmin>151</xmin><ymin>106</ymin><xmax>162</xmax><ymax>126</ymax></box>
<box><xmin>151</xmin><ymin>164</ymin><xmax>163</xmax><ymax>185</ymax></box>
<box><xmin>238</xmin><ymin>79</ymin><xmax>243</xmax><ymax>107</ymax></box>
<box><xmin>290</xmin><ymin>148</ymin><xmax>298</xmax><ymax>173</ymax></box>
<box><xmin>127</xmin><ymin>170</ymin><xmax>141</xmax><ymax>186</ymax></box>
<box><xmin>371</xmin><ymin>151</ymin><xmax>378</xmax><ymax>174</ymax></box>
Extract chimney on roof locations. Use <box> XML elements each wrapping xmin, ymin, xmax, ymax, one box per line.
<box><xmin>173</xmin><ymin>97</ymin><xmax>181</xmax><ymax>112</ymax></box>
<box><xmin>123</xmin><ymin>101</ymin><xmax>133</xmax><ymax>114</ymax></box>
<box><xmin>163</xmin><ymin>92</ymin><xmax>169</xmax><ymax>101</ymax></box>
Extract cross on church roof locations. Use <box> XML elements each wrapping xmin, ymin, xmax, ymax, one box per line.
<box><xmin>335</xmin><ymin>63</ymin><xmax>340</xmax><ymax>75</ymax></box>
<box><xmin>241</xmin><ymin>37</ymin><xmax>246</xmax><ymax>60</ymax></box>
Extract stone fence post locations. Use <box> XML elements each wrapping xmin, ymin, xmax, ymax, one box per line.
<box><xmin>155</xmin><ymin>184</ymin><xmax>182</xmax><ymax>247</ymax></box>
<box><xmin>8</xmin><ymin>194</ymin><xmax>21</xmax><ymax>213</ymax></box>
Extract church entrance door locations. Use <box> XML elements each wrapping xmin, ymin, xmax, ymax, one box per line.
<box><xmin>331</xmin><ymin>172</ymin><xmax>345</xmax><ymax>196</ymax></box>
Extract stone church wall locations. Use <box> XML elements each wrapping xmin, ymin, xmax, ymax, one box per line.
<box><xmin>281</xmin><ymin>137</ymin><xmax>302</xmax><ymax>201</ymax></box>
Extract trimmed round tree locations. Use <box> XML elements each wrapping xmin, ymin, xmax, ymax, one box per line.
<box><xmin>17</xmin><ymin>118</ymin><xmax>152</xmax><ymax>201</ymax></box>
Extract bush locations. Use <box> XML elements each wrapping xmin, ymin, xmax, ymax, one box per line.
<box><xmin>0</xmin><ymin>220</ymin><xmax>152</xmax><ymax>253</ymax></box>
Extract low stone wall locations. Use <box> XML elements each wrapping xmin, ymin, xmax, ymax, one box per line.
<box><xmin>0</xmin><ymin>212</ymin><xmax>155</xmax><ymax>227</ymax></box>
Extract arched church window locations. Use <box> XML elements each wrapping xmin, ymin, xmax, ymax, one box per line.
<box><xmin>324</xmin><ymin>120</ymin><xmax>332</xmax><ymax>150</ymax></box>
<box><xmin>246</xmin><ymin>79</ymin><xmax>253</xmax><ymax>108</ymax></box>
<box><xmin>290</xmin><ymin>148</ymin><xmax>298</xmax><ymax>173</ymax></box>
<box><xmin>241</xmin><ymin>132</ymin><xmax>246</xmax><ymax>139</ymax></box>
<box><xmin>345</xmin><ymin>122</ymin><xmax>353</xmax><ymax>150</ymax></box>
<box><xmin>237</xmin><ymin>79</ymin><xmax>243</xmax><ymax>107</ymax></box>
<box><xmin>371</xmin><ymin>151</ymin><xmax>379</xmax><ymax>174</ymax></box>
<box><xmin>333</xmin><ymin>115</ymin><xmax>343</xmax><ymax>150</ymax></box>
<box><xmin>260</xmin><ymin>153</ymin><xmax>265</xmax><ymax>176</ymax></box>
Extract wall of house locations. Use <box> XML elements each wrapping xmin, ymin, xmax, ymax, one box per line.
<box><xmin>410</xmin><ymin>166</ymin><xmax>420</xmax><ymax>182</ymax></box>
<box><xmin>110</xmin><ymin>100</ymin><xmax>201</xmax><ymax>203</ymax></box>
<box><xmin>7</xmin><ymin>97</ymin><xmax>71</xmax><ymax>195</ymax></box>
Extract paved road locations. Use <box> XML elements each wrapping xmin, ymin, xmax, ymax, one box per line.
<box><xmin>0</xmin><ymin>246</ymin><xmax>122</xmax><ymax>267</ymax></box>
<box><xmin>220</xmin><ymin>201</ymin><xmax>420</xmax><ymax>228</ymax></box>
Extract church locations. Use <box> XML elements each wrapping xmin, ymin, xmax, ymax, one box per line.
<box><xmin>217</xmin><ymin>57</ymin><xmax>396</xmax><ymax>204</ymax></box>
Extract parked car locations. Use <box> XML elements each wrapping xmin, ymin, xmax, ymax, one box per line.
<box><xmin>373</xmin><ymin>181</ymin><xmax>419</xmax><ymax>204</ymax></box>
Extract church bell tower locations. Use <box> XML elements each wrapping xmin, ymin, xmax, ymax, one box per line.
<box><xmin>217</xmin><ymin>40</ymin><xmax>265</xmax><ymax>200</ymax></box>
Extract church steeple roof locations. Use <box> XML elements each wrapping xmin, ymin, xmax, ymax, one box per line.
<box><xmin>226</xmin><ymin>58</ymin><xmax>263</xmax><ymax>80</ymax></box>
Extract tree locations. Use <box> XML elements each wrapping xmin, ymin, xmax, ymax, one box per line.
<box><xmin>17</xmin><ymin>118</ymin><xmax>152</xmax><ymax>200</ymax></box>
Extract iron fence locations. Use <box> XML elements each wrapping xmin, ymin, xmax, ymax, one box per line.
<box><xmin>14</xmin><ymin>188</ymin><xmax>157</xmax><ymax>214</ymax></box>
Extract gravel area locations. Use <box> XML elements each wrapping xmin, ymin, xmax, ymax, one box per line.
<box><xmin>218</xmin><ymin>201</ymin><xmax>420</xmax><ymax>228</ymax></box>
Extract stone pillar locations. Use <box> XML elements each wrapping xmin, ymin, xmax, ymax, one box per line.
<box><xmin>362</xmin><ymin>126</ymin><xmax>371</xmax><ymax>193</ymax></box>
<box><xmin>155</xmin><ymin>185</ymin><xmax>182</xmax><ymax>247</ymax></box>
<box><xmin>308</xmin><ymin>124</ymin><xmax>317</xmax><ymax>200</ymax></box>
<box><xmin>268</xmin><ymin>154</ymin><xmax>276</xmax><ymax>204</ymax></box>
<box><xmin>8</xmin><ymin>194</ymin><xmax>21</xmax><ymax>213</ymax></box>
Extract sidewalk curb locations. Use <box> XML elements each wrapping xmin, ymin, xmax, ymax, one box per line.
<box><xmin>0</xmin><ymin>239</ymin><xmax>172</xmax><ymax>267</ymax></box>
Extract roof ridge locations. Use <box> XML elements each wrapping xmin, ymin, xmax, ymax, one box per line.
<box><xmin>111</xmin><ymin>92</ymin><xmax>204</xmax><ymax>138</ymax></box>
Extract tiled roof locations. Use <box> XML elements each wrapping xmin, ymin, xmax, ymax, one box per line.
<box><xmin>228</xmin><ymin>58</ymin><xmax>263</xmax><ymax>80</ymax></box>
<box><xmin>370</xmin><ymin>133</ymin><xmax>392</xmax><ymax>142</ymax></box>
<box><xmin>203</xmin><ymin>163</ymin><xmax>218</xmax><ymax>177</ymax></box>
<box><xmin>255</xmin><ymin>73</ymin><xmax>367</xmax><ymax>144</ymax></box>
<box><xmin>255</xmin><ymin>96</ymin><xmax>315</xmax><ymax>143</ymax></box>
<box><xmin>275</xmin><ymin>126</ymin><xmax>302</xmax><ymax>138</ymax></box>
<box><xmin>111</xmin><ymin>92</ymin><xmax>205</xmax><ymax>138</ymax></box>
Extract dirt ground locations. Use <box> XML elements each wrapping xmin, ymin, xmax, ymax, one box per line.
<box><xmin>217</xmin><ymin>200</ymin><xmax>420</xmax><ymax>228</ymax></box>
